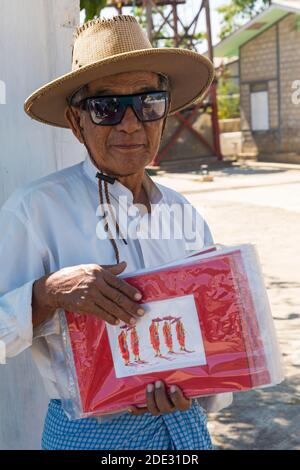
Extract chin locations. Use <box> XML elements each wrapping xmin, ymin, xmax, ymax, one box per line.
<box><xmin>111</xmin><ymin>154</ymin><xmax>151</xmax><ymax>174</ymax></box>
<box><xmin>115</xmin><ymin>165</ymin><xmax>148</xmax><ymax>177</ymax></box>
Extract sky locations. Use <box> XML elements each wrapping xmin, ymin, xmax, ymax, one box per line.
<box><xmin>80</xmin><ymin>0</ymin><xmax>231</xmax><ymax>48</ymax></box>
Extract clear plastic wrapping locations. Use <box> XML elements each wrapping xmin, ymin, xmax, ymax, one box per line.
<box><xmin>53</xmin><ymin>244</ymin><xmax>284</xmax><ymax>419</ymax></box>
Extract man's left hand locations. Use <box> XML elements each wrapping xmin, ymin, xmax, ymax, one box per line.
<box><xmin>127</xmin><ymin>381</ymin><xmax>191</xmax><ymax>416</ymax></box>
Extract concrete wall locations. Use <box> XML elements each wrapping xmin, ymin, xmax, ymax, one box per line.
<box><xmin>240</xmin><ymin>24</ymin><xmax>280</xmax><ymax>155</ymax></box>
<box><xmin>240</xmin><ymin>26</ymin><xmax>278</xmax><ymax>83</ymax></box>
<box><xmin>0</xmin><ymin>0</ymin><xmax>82</xmax><ymax>449</ymax></box>
<box><xmin>240</xmin><ymin>14</ymin><xmax>300</xmax><ymax>157</ymax></box>
<box><xmin>279</xmin><ymin>14</ymin><xmax>300</xmax><ymax>153</ymax></box>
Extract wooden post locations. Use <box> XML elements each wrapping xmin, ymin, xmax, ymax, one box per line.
<box><xmin>172</xmin><ymin>1</ymin><xmax>179</xmax><ymax>47</ymax></box>
<box><xmin>144</xmin><ymin>0</ymin><xmax>153</xmax><ymax>43</ymax></box>
<box><xmin>204</xmin><ymin>0</ymin><xmax>223</xmax><ymax>159</ymax></box>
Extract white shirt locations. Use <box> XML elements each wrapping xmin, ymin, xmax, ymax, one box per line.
<box><xmin>0</xmin><ymin>155</ymin><xmax>233</xmax><ymax>419</ymax></box>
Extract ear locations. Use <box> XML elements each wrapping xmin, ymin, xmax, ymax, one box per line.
<box><xmin>64</xmin><ymin>106</ymin><xmax>84</xmax><ymax>144</ymax></box>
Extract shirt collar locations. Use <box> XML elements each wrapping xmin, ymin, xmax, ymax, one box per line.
<box><xmin>82</xmin><ymin>154</ymin><xmax>163</xmax><ymax>207</ymax></box>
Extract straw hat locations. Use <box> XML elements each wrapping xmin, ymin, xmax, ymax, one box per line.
<box><xmin>24</xmin><ymin>15</ymin><xmax>215</xmax><ymax>129</ymax></box>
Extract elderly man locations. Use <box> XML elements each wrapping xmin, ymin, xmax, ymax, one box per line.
<box><xmin>0</xmin><ymin>15</ymin><xmax>232</xmax><ymax>450</ymax></box>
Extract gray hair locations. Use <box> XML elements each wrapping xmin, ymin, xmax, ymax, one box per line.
<box><xmin>67</xmin><ymin>84</ymin><xmax>89</xmax><ymax>107</ymax></box>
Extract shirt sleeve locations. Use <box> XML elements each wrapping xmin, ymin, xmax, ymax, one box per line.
<box><xmin>0</xmin><ymin>207</ymin><xmax>47</xmax><ymax>358</ymax></box>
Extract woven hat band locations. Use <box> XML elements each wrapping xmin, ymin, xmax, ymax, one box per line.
<box><xmin>72</xmin><ymin>16</ymin><xmax>152</xmax><ymax>71</ymax></box>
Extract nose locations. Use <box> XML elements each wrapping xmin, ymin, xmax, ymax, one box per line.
<box><xmin>115</xmin><ymin>105</ymin><xmax>142</xmax><ymax>133</ymax></box>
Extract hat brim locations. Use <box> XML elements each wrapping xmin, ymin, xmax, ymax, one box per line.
<box><xmin>24</xmin><ymin>48</ymin><xmax>215</xmax><ymax>128</ymax></box>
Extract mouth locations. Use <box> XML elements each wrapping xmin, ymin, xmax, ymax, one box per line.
<box><xmin>111</xmin><ymin>144</ymin><xmax>145</xmax><ymax>150</ymax></box>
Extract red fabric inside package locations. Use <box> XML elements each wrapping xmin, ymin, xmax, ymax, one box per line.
<box><xmin>64</xmin><ymin>249</ymin><xmax>270</xmax><ymax>416</ymax></box>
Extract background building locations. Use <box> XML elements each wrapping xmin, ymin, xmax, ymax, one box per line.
<box><xmin>214</xmin><ymin>0</ymin><xmax>300</xmax><ymax>163</ymax></box>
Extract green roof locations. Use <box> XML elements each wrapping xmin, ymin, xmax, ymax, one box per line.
<box><xmin>214</xmin><ymin>1</ymin><xmax>300</xmax><ymax>57</ymax></box>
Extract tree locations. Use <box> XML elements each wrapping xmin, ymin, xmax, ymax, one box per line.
<box><xmin>80</xmin><ymin>0</ymin><xmax>107</xmax><ymax>22</ymax></box>
<box><xmin>217</xmin><ymin>78</ymin><xmax>240</xmax><ymax>119</ymax></box>
<box><xmin>218</xmin><ymin>0</ymin><xmax>271</xmax><ymax>40</ymax></box>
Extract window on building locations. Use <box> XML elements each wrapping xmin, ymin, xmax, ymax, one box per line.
<box><xmin>250</xmin><ymin>82</ymin><xmax>269</xmax><ymax>131</ymax></box>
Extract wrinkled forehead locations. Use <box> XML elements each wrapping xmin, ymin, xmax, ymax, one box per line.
<box><xmin>87</xmin><ymin>71</ymin><xmax>160</xmax><ymax>94</ymax></box>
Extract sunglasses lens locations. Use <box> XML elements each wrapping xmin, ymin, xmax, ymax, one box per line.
<box><xmin>135</xmin><ymin>92</ymin><xmax>167</xmax><ymax>122</ymax></box>
<box><xmin>86</xmin><ymin>91</ymin><xmax>168</xmax><ymax>126</ymax></box>
<box><xmin>88</xmin><ymin>97</ymin><xmax>124</xmax><ymax>125</ymax></box>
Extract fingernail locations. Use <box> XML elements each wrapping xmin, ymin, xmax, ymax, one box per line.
<box><xmin>170</xmin><ymin>385</ymin><xmax>177</xmax><ymax>393</ymax></box>
<box><xmin>147</xmin><ymin>384</ymin><xmax>154</xmax><ymax>393</ymax></box>
<box><xmin>135</xmin><ymin>293</ymin><xmax>142</xmax><ymax>300</ymax></box>
<box><xmin>155</xmin><ymin>381</ymin><xmax>162</xmax><ymax>389</ymax></box>
<box><xmin>115</xmin><ymin>319</ymin><xmax>120</xmax><ymax>325</ymax></box>
<box><xmin>127</xmin><ymin>408</ymin><xmax>133</xmax><ymax>413</ymax></box>
<box><xmin>130</xmin><ymin>318</ymin><xmax>136</xmax><ymax>325</ymax></box>
<box><xmin>137</xmin><ymin>308</ymin><xmax>144</xmax><ymax>316</ymax></box>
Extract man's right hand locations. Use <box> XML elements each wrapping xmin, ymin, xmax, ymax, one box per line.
<box><xmin>32</xmin><ymin>261</ymin><xmax>144</xmax><ymax>328</ymax></box>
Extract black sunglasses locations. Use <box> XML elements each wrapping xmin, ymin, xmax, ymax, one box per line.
<box><xmin>79</xmin><ymin>90</ymin><xmax>169</xmax><ymax>126</ymax></box>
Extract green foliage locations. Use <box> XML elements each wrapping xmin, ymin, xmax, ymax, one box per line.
<box><xmin>132</xmin><ymin>6</ymin><xmax>147</xmax><ymax>28</ymax></box>
<box><xmin>217</xmin><ymin>78</ymin><xmax>240</xmax><ymax>120</ymax></box>
<box><xmin>218</xmin><ymin>0</ymin><xmax>271</xmax><ymax>39</ymax></box>
<box><xmin>80</xmin><ymin>0</ymin><xmax>108</xmax><ymax>21</ymax></box>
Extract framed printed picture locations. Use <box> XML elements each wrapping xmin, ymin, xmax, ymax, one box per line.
<box><xmin>107</xmin><ymin>294</ymin><xmax>207</xmax><ymax>378</ymax></box>
<box><xmin>62</xmin><ymin>246</ymin><xmax>279</xmax><ymax>418</ymax></box>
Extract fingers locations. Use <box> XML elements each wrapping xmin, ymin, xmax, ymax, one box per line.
<box><xmin>146</xmin><ymin>381</ymin><xmax>176</xmax><ymax>416</ymax></box>
<box><xmin>104</xmin><ymin>261</ymin><xmax>127</xmax><ymax>275</ymax></box>
<box><xmin>127</xmin><ymin>406</ymin><xmax>148</xmax><ymax>416</ymax></box>
<box><xmin>77</xmin><ymin>302</ymin><xmax>119</xmax><ymax>326</ymax></box>
<box><xmin>56</xmin><ymin>262</ymin><xmax>144</xmax><ymax>327</ymax></box>
<box><xmin>98</xmin><ymin>281</ymin><xmax>144</xmax><ymax>324</ymax></box>
<box><xmin>169</xmin><ymin>385</ymin><xmax>192</xmax><ymax>411</ymax></box>
<box><xmin>96</xmin><ymin>266</ymin><xmax>144</xmax><ymax>326</ymax></box>
<box><xmin>103</xmin><ymin>268</ymin><xmax>142</xmax><ymax>302</ymax></box>
<box><xmin>146</xmin><ymin>384</ymin><xmax>160</xmax><ymax>416</ymax></box>
<box><xmin>127</xmin><ymin>383</ymin><xmax>192</xmax><ymax>417</ymax></box>
<box><xmin>95</xmin><ymin>291</ymin><xmax>141</xmax><ymax>326</ymax></box>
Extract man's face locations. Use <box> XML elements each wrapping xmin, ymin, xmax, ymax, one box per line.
<box><xmin>67</xmin><ymin>71</ymin><xmax>166</xmax><ymax>177</ymax></box>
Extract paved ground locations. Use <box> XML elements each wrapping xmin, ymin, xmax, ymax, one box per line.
<box><xmin>153</xmin><ymin>160</ymin><xmax>300</xmax><ymax>450</ymax></box>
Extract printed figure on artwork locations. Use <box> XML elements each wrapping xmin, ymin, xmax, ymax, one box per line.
<box><xmin>118</xmin><ymin>325</ymin><xmax>147</xmax><ymax>366</ymax></box>
<box><xmin>162</xmin><ymin>316</ymin><xmax>174</xmax><ymax>353</ymax></box>
<box><xmin>117</xmin><ymin>313</ymin><xmax>194</xmax><ymax>367</ymax></box>
<box><xmin>108</xmin><ymin>294</ymin><xmax>207</xmax><ymax>378</ymax></box>
<box><xmin>172</xmin><ymin>316</ymin><xmax>194</xmax><ymax>353</ymax></box>
<box><xmin>117</xmin><ymin>327</ymin><xmax>130</xmax><ymax>366</ymax></box>
<box><xmin>149</xmin><ymin>318</ymin><xmax>163</xmax><ymax>357</ymax></box>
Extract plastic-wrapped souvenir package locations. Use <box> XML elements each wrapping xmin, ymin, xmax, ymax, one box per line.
<box><xmin>54</xmin><ymin>244</ymin><xmax>284</xmax><ymax>419</ymax></box>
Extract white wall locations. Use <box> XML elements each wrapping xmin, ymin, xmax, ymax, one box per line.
<box><xmin>0</xmin><ymin>0</ymin><xmax>83</xmax><ymax>449</ymax></box>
